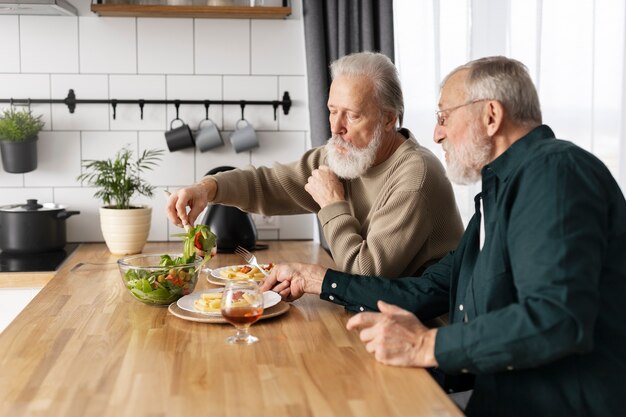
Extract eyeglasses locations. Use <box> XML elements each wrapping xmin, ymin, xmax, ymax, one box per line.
<box><xmin>435</xmin><ymin>99</ymin><xmax>489</xmax><ymax>126</ymax></box>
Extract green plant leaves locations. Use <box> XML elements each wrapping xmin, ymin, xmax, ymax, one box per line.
<box><xmin>0</xmin><ymin>109</ymin><xmax>44</xmax><ymax>142</ymax></box>
<box><xmin>77</xmin><ymin>147</ymin><xmax>164</xmax><ymax>209</ymax></box>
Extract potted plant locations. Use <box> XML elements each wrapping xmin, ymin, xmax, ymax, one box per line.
<box><xmin>0</xmin><ymin>108</ymin><xmax>45</xmax><ymax>173</ymax></box>
<box><xmin>77</xmin><ymin>147</ymin><xmax>164</xmax><ymax>255</ymax></box>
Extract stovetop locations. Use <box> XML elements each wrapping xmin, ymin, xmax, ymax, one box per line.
<box><xmin>0</xmin><ymin>244</ymin><xmax>79</xmax><ymax>272</ymax></box>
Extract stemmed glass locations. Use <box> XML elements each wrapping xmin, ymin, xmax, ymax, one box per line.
<box><xmin>220</xmin><ymin>279</ymin><xmax>264</xmax><ymax>344</ymax></box>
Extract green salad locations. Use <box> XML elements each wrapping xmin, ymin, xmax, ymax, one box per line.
<box><xmin>122</xmin><ymin>224</ymin><xmax>217</xmax><ymax>305</ymax></box>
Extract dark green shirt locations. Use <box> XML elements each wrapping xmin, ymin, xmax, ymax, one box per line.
<box><xmin>321</xmin><ymin>125</ymin><xmax>626</xmax><ymax>417</ymax></box>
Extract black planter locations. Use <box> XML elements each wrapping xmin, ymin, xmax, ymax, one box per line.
<box><xmin>0</xmin><ymin>135</ymin><xmax>38</xmax><ymax>173</ymax></box>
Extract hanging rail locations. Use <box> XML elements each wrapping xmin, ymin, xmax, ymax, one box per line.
<box><xmin>0</xmin><ymin>89</ymin><xmax>292</xmax><ymax>121</ymax></box>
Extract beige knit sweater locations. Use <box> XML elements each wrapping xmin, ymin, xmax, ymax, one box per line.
<box><xmin>210</xmin><ymin>129</ymin><xmax>463</xmax><ymax>278</ymax></box>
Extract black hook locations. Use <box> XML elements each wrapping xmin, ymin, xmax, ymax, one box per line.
<box><xmin>204</xmin><ymin>100</ymin><xmax>210</xmax><ymax>120</ymax></box>
<box><xmin>139</xmin><ymin>99</ymin><xmax>145</xmax><ymax>120</ymax></box>
<box><xmin>240</xmin><ymin>101</ymin><xmax>246</xmax><ymax>120</ymax></box>
<box><xmin>27</xmin><ymin>98</ymin><xmax>31</xmax><ymax>112</ymax></box>
<box><xmin>65</xmin><ymin>89</ymin><xmax>76</xmax><ymax>114</ymax></box>
<box><xmin>111</xmin><ymin>99</ymin><xmax>118</xmax><ymax>120</ymax></box>
<box><xmin>9</xmin><ymin>98</ymin><xmax>13</xmax><ymax>110</ymax></box>
<box><xmin>272</xmin><ymin>102</ymin><xmax>279</xmax><ymax>121</ymax></box>
<box><xmin>174</xmin><ymin>100</ymin><xmax>181</xmax><ymax>119</ymax></box>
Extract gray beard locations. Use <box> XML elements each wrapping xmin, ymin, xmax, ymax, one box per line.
<box><xmin>444</xmin><ymin>122</ymin><xmax>493</xmax><ymax>185</ymax></box>
<box><xmin>325</xmin><ymin>125</ymin><xmax>383</xmax><ymax>180</ymax></box>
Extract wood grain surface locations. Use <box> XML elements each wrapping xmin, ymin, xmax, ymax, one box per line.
<box><xmin>0</xmin><ymin>241</ymin><xmax>464</xmax><ymax>417</ymax></box>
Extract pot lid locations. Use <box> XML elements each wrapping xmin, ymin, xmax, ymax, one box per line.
<box><xmin>0</xmin><ymin>199</ymin><xmax>65</xmax><ymax>212</ymax></box>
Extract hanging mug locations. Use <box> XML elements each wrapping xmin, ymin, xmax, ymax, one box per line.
<box><xmin>230</xmin><ymin>119</ymin><xmax>259</xmax><ymax>153</ymax></box>
<box><xmin>164</xmin><ymin>118</ymin><xmax>194</xmax><ymax>152</ymax></box>
<box><xmin>195</xmin><ymin>118</ymin><xmax>224</xmax><ymax>152</ymax></box>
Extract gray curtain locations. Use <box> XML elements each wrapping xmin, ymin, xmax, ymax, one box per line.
<box><xmin>303</xmin><ymin>0</ymin><xmax>395</xmax><ymax>148</ymax></box>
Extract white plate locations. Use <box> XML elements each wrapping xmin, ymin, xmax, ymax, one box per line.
<box><xmin>207</xmin><ymin>264</ymin><xmax>273</xmax><ymax>286</ymax></box>
<box><xmin>176</xmin><ymin>288</ymin><xmax>280</xmax><ymax>316</ymax></box>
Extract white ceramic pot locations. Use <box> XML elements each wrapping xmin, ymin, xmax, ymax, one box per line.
<box><xmin>99</xmin><ymin>206</ymin><xmax>152</xmax><ymax>255</ymax></box>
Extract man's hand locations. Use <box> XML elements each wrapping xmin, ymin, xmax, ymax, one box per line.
<box><xmin>259</xmin><ymin>263</ymin><xmax>327</xmax><ymax>301</ymax></box>
<box><xmin>166</xmin><ymin>179</ymin><xmax>217</xmax><ymax>227</ymax></box>
<box><xmin>346</xmin><ymin>301</ymin><xmax>439</xmax><ymax>368</ymax></box>
<box><xmin>304</xmin><ymin>165</ymin><xmax>345</xmax><ymax>208</ymax></box>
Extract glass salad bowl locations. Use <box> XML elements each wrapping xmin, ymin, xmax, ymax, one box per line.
<box><xmin>118</xmin><ymin>253</ymin><xmax>202</xmax><ymax>305</ymax></box>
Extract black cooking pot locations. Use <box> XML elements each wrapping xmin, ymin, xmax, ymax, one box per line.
<box><xmin>0</xmin><ymin>199</ymin><xmax>80</xmax><ymax>254</ymax></box>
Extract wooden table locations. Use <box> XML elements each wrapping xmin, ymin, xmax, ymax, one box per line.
<box><xmin>0</xmin><ymin>242</ymin><xmax>464</xmax><ymax>417</ymax></box>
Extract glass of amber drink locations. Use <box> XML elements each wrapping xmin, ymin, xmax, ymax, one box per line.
<box><xmin>220</xmin><ymin>279</ymin><xmax>264</xmax><ymax>344</ymax></box>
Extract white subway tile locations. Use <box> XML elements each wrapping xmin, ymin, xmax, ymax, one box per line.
<box><xmin>55</xmin><ymin>187</ymin><xmax>103</xmax><ymax>242</ymax></box>
<box><xmin>0</xmin><ymin>17</ymin><xmax>20</xmax><ymax>73</ymax></box>
<box><xmin>138</xmin><ymin>19</ymin><xmax>193</xmax><ymax>75</ymax></box>
<box><xmin>0</xmin><ymin>188</ymin><xmax>52</xmax><ymax>206</ymax></box>
<box><xmin>223</xmin><ymin>76</ymin><xmax>278</xmax><ymax>130</ymax></box>
<box><xmin>79</xmin><ymin>17</ymin><xmax>137</xmax><ymax>74</ymax></box>
<box><xmin>278</xmin><ymin>213</ymin><xmax>314</xmax><ymax>239</ymax></box>
<box><xmin>81</xmin><ymin>131</ymin><xmax>138</xmax><ymax>163</ymax></box>
<box><xmin>136</xmin><ymin>188</ymin><xmax>169</xmax><ymax>242</ymax></box>
<box><xmin>251</xmin><ymin>20</ymin><xmax>305</xmax><ymax>75</ymax></box>
<box><xmin>109</xmin><ymin>75</ymin><xmax>167</xmax><ymax>130</ymax></box>
<box><xmin>51</xmin><ymin>74</ymin><xmax>109</xmax><ymax>130</ymax></box>
<box><xmin>0</xmin><ymin>75</ymin><xmax>52</xmax><ymax>130</ymax></box>
<box><xmin>24</xmin><ymin>131</ymin><xmax>81</xmax><ymax>187</ymax></box>
<box><xmin>166</xmin><ymin>75</ymin><xmax>223</xmax><ymax>129</ymax></box>
<box><xmin>139</xmin><ymin>131</ymin><xmax>195</xmax><ymax>187</ymax></box>
<box><xmin>257</xmin><ymin>229</ymin><xmax>279</xmax><ymax>240</ymax></box>
<box><xmin>195</xmin><ymin>19</ymin><xmax>250</xmax><ymax>75</ymax></box>
<box><xmin>0</xmin><ymin>171</ymin><xmax>23</xmax><ymax>187</ymax></box>
<box><xmin>250</xmin><ymin>131</ymin><xmax>306</xmax><ymax>167</ymax></box>
<box><xmin>194</xmin><ymin>131</ymin><xmax>251</xmax><ymax>180</ymax></box>
<box><xmin>278</xmin><ymin>76</ymin><xmax>309</xmax><ymax>131</ymax></box>
<box><xmin>20</xmin><ymin>17</ymin><xmax>78</xmax><ymax>73</ymax></box>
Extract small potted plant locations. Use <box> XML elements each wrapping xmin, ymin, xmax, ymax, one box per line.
<box><xmin>77</xmin><ymin>147</ymin><xmax>164</xmax><ymax>255</ymax></box>
<box><xmin>0</xmin><ymin>108</ymin><xmax>45</xmax><ymax>173</ymax></box>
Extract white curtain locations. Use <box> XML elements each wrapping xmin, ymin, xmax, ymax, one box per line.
<box><xmin>394</xmin><ymin>0</ymin><xmax>626</xmax><ymax>225</ymax></box>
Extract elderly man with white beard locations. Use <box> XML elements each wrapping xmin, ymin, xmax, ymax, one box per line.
<box><xmin>166</xmin><ymin>52</ymin><xmax>463</xmax><ymax>278</ymax></box>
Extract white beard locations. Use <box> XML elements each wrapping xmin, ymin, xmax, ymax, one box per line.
<box><xmin>325</xmin><ymin>125</ymin><xmax>383</xmax><ymax>180</ymax></box>
<box><xmin>443</xmin><ymin>121</ymin><xmax>493</xmax><ymax>185</ymax></box>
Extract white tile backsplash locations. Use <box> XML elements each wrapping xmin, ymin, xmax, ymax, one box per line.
<box><xmin>138</xmin><ymin>19</ymin><xmax>194</xmax><ymax>75</ymax></box>
<box><xmin>0</xmin><ymin>17</ymin><xmax>20</xmax><ymax>73</ymax></box>
<box><xmin>20</xmin><ymin>17</ymin><xmax>79</xmax><ymax>74</ymax></box>
<box><xmin>24</xmin><ymin>131</ymin><xmax>82</xmax><ymax>187</ymax></box>
<box><xmin>251</xmin><ymin>20</ymin><xmax>305</xmax><ymax>75</ymax></box>
<box><xmin>251</xmin><ymin>131</ymin><xmax>306</xmax><ymax>168</ymax></box>
<box><xmin>79</xmin><ymin>17</ymin><xmax>137</xmax><ymax>74</ymax></box>
<box><xmin>2</xmin><ymin>10</ymin><xmax>312</xmax><ymax>242</ymax></box>
<box><xmin>139</xmin><ymin>131</ymin><xmax>195</xmax><ymax>186</ymax></box>
<box><xmin>109</xmin><ymin>75</ymin><xmax>167</xmax><ymax>130</ymax></box>
<box><xmin>81</xmin><ymin>131</ymin><xmax>139</xmax><ymax>162</ymax></box>
<box><xmin>195</xmin><ymin>19</ymin><xmax>250</xmax><ymax>75</ymax></box>
<box><xmin>279</xmin><ymin>76</ymin><xmax>309</xmax><ymax>131</ymax></box>
<box><xmin>223</xmin><ymin>76</ymin><xmax>278</xmax><ymax>130</ymax></box>
<box><xmin>51</xmin><ymin>74</ymin><xmax>110</xmax><ymax>131</ymax></box>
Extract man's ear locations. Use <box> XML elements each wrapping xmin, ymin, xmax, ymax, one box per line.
<box><xmin>383</xmin><ymin>111</ymin><xmax>397</xmax><ymax>132</ymax></box>
<box><xmin>485</xmin><ymin>101</ymin><xmax>504</xmax><ymax>136</ymax></box>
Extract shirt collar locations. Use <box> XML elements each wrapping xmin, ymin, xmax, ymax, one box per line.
<box><xmin>482</xmin><ymin>124</ymin><xmax>556</xmax><ymax>182</ymax></box>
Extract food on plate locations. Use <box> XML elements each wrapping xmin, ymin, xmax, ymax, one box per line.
<box><xmin>193</xmin><ymin>290</ymin><xmax>256</xmax><ymax>313</ymax></box>
<box><xmin>219</xmin><ymin>264</ymin><xmax>274</xmax><ymax>281</ymax></box>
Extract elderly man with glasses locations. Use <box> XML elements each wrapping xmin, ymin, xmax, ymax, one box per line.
<box><xmin>261</xmin><ymin>56</ymin><xmax>626</xmax><ymax>417</ymax></box>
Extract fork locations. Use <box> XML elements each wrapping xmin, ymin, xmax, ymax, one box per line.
<box><xmin>234</xmin><ymin>246</ymin><xmax>269</xmax><ymax>277</ymax></box>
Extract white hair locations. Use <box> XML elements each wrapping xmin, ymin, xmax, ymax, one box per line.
<box><xmin>330</xmin><ymin>51</ymin><xmax>404</xmax><ymax>127</ymax></box>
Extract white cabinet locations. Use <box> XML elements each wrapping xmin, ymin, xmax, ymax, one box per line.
<box><xmin>0</xmin><ymin>288</ymin><xmax>41</xmax><ymax>333</ymax></box>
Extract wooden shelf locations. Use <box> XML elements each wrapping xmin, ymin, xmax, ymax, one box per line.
<box><xmin>90</xmin><ymin>4</ymin><xmax>291</xmax><ymax>19</ymax></box>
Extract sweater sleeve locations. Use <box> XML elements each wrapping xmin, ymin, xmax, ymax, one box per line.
<box><xmin>318</xmin><ymin>189</ymin><xmax>433</xmax><ymax>277</ymax></box>
<box><xmin>211</xmin><ymin>148</ymin><xmax>323</xmax><ymax>216</ymax></box>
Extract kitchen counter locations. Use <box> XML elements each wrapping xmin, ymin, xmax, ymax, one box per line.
<box><xmin>0</xmin><ymin>242</ymin><xmax>463</xmax><ymax>417</ymax></box>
